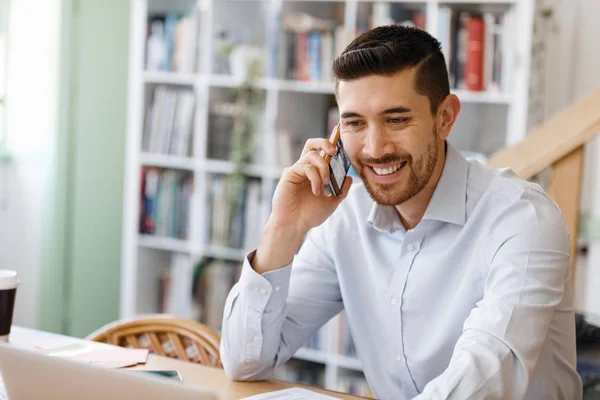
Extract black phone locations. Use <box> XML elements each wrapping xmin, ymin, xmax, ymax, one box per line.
<box><xmin>132</xmin><ymin>370</ymin><xmax>183</xmax><ymax>381</ymax></box>
<box><xmin>323</xmin><ymin>125</ymin><xmax>351</xmax><ymax>196</ymax></box>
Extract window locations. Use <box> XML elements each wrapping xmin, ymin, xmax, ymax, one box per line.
<box><xmin>0</xmin><ymin>0</ymin><xmax>8</xmax><ymax>158</ymax></box>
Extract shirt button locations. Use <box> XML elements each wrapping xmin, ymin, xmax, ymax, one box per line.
<box><xmin>406</xmin><ymin>243</ymin><xmax>415</xmax><ymax>252</ymax></box>
<box><xmin>275</xmin><ymin>284</ymin><xmax>281</xmax><ymax>292</ymax></box>
<box><xmin>390</xmin><ymin>298</ymin><xmax>398</xmax><ymax>306</ymax></box>
<box><xmin>395</xmin><ymin>354</ymin><xmax>402</xmax><ymax>362</ymax></box>
<box><xmin>260</xmin><ymin>288</ymin><xmax>268</xmax><ymax>296</ymax></box>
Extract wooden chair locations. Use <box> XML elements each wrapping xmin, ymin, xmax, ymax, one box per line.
<box><xmin>86</xmin><ymin>314</ymin><xmax>222</xmax><ymax>368</ymax></box>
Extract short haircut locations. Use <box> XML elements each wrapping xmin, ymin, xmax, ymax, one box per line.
<box><xmin>333</xmin><ymin>25</ymin><xmax>449</xmax><ymax>114</ymax></box>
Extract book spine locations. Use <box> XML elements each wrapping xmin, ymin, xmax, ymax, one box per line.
<box><xmin>297</xmin><ymin>32</ymin><xmax>308</xmax><ymax>81</ymax></box>
<box><xmin>483</xmin><ymin>13</ymin><xmax>495</xmax><ymax>91</ymax></box>
<box><xmin>466</xmin><ymin>17</ymin><xmax>484</xmax><ymax>91</ymax></box>
<box><xmin>413</xmin><ymin>12</ymin><xmax>426</xmax><ymax>31</ymax></box>
<box><xmin>308</xmin><ymin>32</ymin><xmax>322</xmax><ymax>81</ymax></box>
<box><xmin>456</xmin><ymin>12</ymin><xmax>470</xmax><ymax>89</ymax></box>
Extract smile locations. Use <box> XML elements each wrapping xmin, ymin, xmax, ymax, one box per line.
<box><xmin>372</xmin><ymin>161</ymin><xmax>407</xmax><ymax>176</ymax></box>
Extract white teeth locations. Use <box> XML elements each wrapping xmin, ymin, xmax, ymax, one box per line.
<box><xmin>373</xmin><ymin>163</ymin><xmax>403</xmax><ymax>176</ymax></box>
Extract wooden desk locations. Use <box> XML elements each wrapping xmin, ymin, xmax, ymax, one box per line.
<box><xmin>6</xmin><ymin>327</ymin><xmax>362</xmax><ymax>400</ymax></box>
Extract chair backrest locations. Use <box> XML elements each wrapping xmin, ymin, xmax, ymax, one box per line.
<box><xmin>86</xmin><ymin>314</ymin><xmax>222</xmax><ymax>368</ymax></box>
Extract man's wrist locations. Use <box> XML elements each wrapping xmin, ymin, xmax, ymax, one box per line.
<box><xmin>251</xmin><ymin>218</ymin><xmax>306</xmax><ymax>274</ymax></box>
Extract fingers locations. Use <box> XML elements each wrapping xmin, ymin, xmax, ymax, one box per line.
<box><xmin>304</xmin><ymin>165</ymin><xmax>322</xmax><ymax>196</ymax></box>
<box><xmin>301</xmin><ymin>138</ymin><xmax>336</xmax><ymax>158</ymax></box>
<box><xmin>282</xmin><ymin>150</ymin><xmax>330</xmax><ymax>190</ymax></box>
<box><xmin>337</xmin><ymin>176</ymin><xmax>353</xmax><ymax>199</ymax></box>
<box><xmin>304</xmin><ymin>150</ymin><xmax>331</xmax><ymax>185</ymax></box>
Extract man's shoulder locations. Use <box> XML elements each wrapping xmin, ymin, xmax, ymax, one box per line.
<box><xmin>468</xmin><ymin>160</ymin><xmax>558</xmax><ymax>212</ymax></box>
<box><xmin>468</xmin><ymin>161</ymin><xmax>568</xmax><ymax>246</ymax></box>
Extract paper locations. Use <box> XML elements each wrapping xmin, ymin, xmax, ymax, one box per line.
<box><xmin>241</xmin><ymin>388</ymin><xmax>341</xmax><ymax>400</ymax></box>
<box><xmin>41</xmin><ymin>343</ymin><xmax>149</xmax><ymax>368</ymax></box>
<box><xmin>0</xmin><ymin>375</ymin><xmax>6</xmax><ymax>400</ymax></box>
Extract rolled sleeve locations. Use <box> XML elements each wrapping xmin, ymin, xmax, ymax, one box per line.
<box><xmin>238</xmin><ymin>250</ymin><xmax>292</xmax><ymax>312</ymax></box>
<box><xmin>221</xmin><ymin>225</ymin><xmax>343</xmax><ymax>382</ymax></box>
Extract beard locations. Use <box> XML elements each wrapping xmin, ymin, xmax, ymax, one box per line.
<box><xmin>356</xmin><ymin>127</ymin><xmax>439</xmax><ymax>206</ymax></box>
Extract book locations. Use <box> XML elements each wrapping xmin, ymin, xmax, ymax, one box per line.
<box><xmin>191</xmin><ymin>259</ymin><xmax>240</xmax><ymax>331</ymax></box>
<box><xmin>277</xmin><ymin>12</ymin><xmax>347</xmax><ymax>82</ymax></box>
<box><xmin>438</xmin><ymin>7</ymin><xmax>453</xmax><ymax>72</ymax></box>
<box><xmin>444</xmin><ymin>9</ymin><xmax>511</xmax><ymax>93</ymax></box>
<box><xmin>139</xmin><ymin>169</ymin><xmax>193</xmax><ymax>239</ymax></box>
<box><xmin>207</xmin><ymin>176</ymin><xmax>265</xmax><ymax>250</ymax></box>
<box><xmin>146</xmin><ymin>10</ymin><xmax>201</xmax><ymax>73</ymax></box>
<box><xmin>465</xmin><ymin>17</ymin><xmax>484</xmax><ymax>91</ymax></box>
<box><xmin>483</xmin><ymin>13</ymin><xmax>496</xmax><ymax>92</ymax></box>
<box><xmin>144</xmin><ymin>86</ymin><xmax>195</xmax><ymax>156</ymax></box>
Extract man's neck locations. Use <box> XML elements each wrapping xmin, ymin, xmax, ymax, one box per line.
<box><xmin>395</xmin><ymin>142</ymin><xmax>447</xmax><ymax>230</ymax></box>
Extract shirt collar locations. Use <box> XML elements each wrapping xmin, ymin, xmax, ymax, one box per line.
<box><xmin>367</xmin><ymin>143</ymin><xmax>468</xmax><ymax>232</ymax></box>
<box><xmin>422</xmin><ymin>143</ymin><xmax>468</xmax><ymax>226</ymax></box>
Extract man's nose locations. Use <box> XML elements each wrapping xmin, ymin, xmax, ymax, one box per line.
<box><xmin>363</xmin><ymin>126</ymin><xmax>394</xmax><ymax>160</ymax></box>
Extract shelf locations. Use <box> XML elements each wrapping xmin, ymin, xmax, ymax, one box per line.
<box><xmin>293</xmin><ymin>348</ymin><xmax>363</xmax><ymax>371</ymax></box>
<box><xmin>140</xmin><ymin>153</ymin><xmax>197</xmax><ymax>170</ymax></box>
<box><xmin>209</xmin><ymin>74</ymin><xmax>270</xmax><ymax>90</ymax></box>
<box><xmin>293</xmin><ymin>347</ymin><xmax>330</xmax><ymax>365</ymax></box>
<box><xmin>203</xmin><ymin>159</ymin><xmax>265</xmax><ymax>178</ymax></box>
<box><xmin>209</xmin><ymin>75</ymin><xmax>335</xmax><ymax>94</ymax></box>
<box><xmin>138</xmin><ymin>235</ymin><xmax>191</xmax><ymax>253</ymax></box>
<box><xmin>203</xmin><ymin>245</ymin><xmax>247</xmax><ymax>262</ymax></box>
<box><xmin>334</xmin><ymin>354</ymin><xmax>363</xmax><ymax>371</ymax></box>
<box><xmin>281</xmin><ymin>0</ymin><xmax>346</xmax><ymax>2</ymax></box>
<box><xmin>274</xmin><ymin>80</ymin><xmax>335</xmax><ymax>95</ymax></box>
<box><xmin>440</xmin><ymin>0</ymin><xmax>516</xmax><ymax>4</ymax></box>
<box><xmin>453</xmin><ymin>89</ymin><xmax>511</xmax><ymax>104</ymax></box>
<box><xmin>292</xmin><ymin>0</ymin><xmax>517</xmax><ymax>3</ymax></box>
<box><xmin>144</xmin><ymin>71</ymin><xmax>197</xmax><ymax>86</ymax></box>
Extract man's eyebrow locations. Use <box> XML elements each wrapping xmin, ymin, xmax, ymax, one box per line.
<box><xmin>340</xmin><ymin>107</ymin><xmax>412</xmax><ymax>119</ymax></box>
<box><xmin>340</xmin><ymin>112</ymin><xmax>363</xmax><ymax>119</ymax></box>
<box><xmin>381</xmin><ymin>107</ymin><xmax>411</xmax><ymax>114</ymax></box>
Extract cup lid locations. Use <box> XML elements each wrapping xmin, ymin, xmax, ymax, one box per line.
<box><xmin>0</xmin><ymin>270</ymin><xmax>19</xmax><ymax>290</ymax></box>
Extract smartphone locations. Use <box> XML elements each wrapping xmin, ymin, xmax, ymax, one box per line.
<box><xmin>322</xmin><ymin>123</ymin><xmax>351</xmax><ymax>197</ymax></box>
<box><xmin>131</xmin><ymin>370</ymin><xmax>183</xmax><ymax>381</ymax></box>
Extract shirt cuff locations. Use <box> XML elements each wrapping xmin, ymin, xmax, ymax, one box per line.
<box><xmin>239</xmin><ymin>250</ymin><xmax>293</xmax><ymax>312</ymax></box>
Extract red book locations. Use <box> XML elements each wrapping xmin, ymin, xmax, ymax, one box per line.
<box><xmin>296</xmin><ymin>32</ymin><xmax>309</xmax><ymax>81</ymax></box>
<box><xmin>413</xmin><ymin>13</ymin><xmax>426</xmax><ymax>31</ymax></box>
<box><xmin>465</xmin><ymin>17</ymin><xmax>484</xmax><ymax>91</ymax></box>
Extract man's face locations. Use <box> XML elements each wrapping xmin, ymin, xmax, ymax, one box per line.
<box><xmin>336</xmin><ymin>68</ymin><xmax>441</xmax><ymax>206</ymax></box>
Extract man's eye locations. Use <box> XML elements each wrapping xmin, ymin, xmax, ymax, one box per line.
<box><xmin>347</xmin><ymin>121</ymin><xmax>361</xmax><ymax>127</ymax></box>
<box><xmin>388</xmin><ymin>118</ymin><xmax>406</xmax><ymax>124</ymax></box>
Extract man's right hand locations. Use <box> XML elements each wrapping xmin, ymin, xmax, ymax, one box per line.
<box><xmin>251</xmin><ymin>136</ymin><xmax>353</xmax><ymax>274</ymax></box>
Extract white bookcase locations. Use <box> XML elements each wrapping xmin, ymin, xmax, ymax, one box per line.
<box><xmin>121</xmin><ymin>0</ymin><xmax>534</xmax><ymax>393</ymax></box>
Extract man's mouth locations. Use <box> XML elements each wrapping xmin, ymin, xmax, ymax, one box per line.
<box><xmin>371</xmin><ymin>161</ymin><xmax>407</xmax><ymax>176</ymax></box>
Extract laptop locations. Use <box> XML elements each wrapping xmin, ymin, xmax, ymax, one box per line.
<box><xmin>0</xmin><ymin>344</ymin><xmax>220</xmax><ymax>400</ymax></box>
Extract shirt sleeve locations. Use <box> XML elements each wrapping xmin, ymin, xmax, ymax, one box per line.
<box><xmin>413</xmin><ymin>188</ymin><xmax>580</xmax><ymax>399</ymax></box>
<box><xmin>220</xmin><ymin>224</ymin><xmax>344</xmax><ymax>381</ymax></box>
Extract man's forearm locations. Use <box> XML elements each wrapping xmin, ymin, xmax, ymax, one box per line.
<box><xmin>251</xmin><ymin>218</ymin><xmax>306</xmax><ymax>274</ymax></box>
<box><xmin>220</xmin><ymin>257</ymin><xmax>294</xmax><ymax>381</ymax></box>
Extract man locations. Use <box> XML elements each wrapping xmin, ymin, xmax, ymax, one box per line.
<box><xmin>220</xmin><ymin>26</ymin><xmax>582</xmax><ymax>399</ymax></box>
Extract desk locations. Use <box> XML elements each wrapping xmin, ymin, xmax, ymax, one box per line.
<box><xmin>6</xmin><ymin>327</ymin><xmax>362</xmax><ymax>400</ymax></box>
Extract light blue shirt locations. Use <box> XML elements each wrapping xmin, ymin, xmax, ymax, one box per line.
<box><xmin>220</xmin><ymin>144</ymin><xmax>582</xmax><ymax>399</ymax></box>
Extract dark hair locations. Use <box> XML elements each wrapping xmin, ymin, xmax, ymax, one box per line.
<box><xmin>333</xmin><ymin>25</ymin><xmax>449</xmax><ymax>114</ymax></box>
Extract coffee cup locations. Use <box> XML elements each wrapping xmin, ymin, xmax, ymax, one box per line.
<box><xmin>0</xmin><ymin>270</ymin><xmax>18</xmax><ymax>341</ymax></box>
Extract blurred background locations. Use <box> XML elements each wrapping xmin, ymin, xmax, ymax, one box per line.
<box><xmin>0</xmin><ymin>0</ymin><xmax>599</xmax><ymax>395</ymax></box>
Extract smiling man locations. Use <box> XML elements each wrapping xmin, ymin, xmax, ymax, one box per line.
<box><xmin>220</xmin><ymin>26</ymin><xmax>582</xmax><ymax>399</ymax></box>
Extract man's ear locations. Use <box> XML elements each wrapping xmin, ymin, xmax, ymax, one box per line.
<box><xmin>436</xmin><ymin>94</ymin><xmax>461</xmax><ymax>140</ymax></box>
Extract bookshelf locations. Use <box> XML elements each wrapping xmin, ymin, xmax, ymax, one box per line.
<box><xmin>121</xmin><ymin>0</ymin><xmax>534</xmax><ymax>394</ymax></box>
